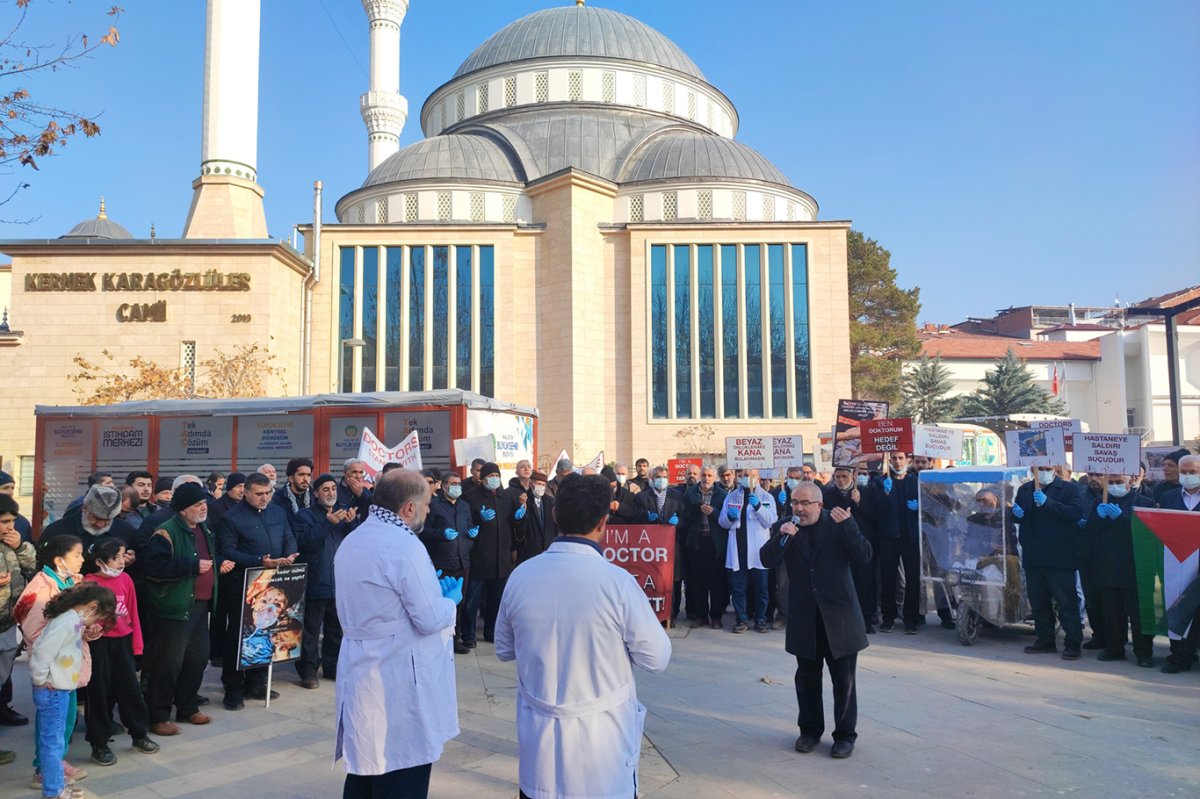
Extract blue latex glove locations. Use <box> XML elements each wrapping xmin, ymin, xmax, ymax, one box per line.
<box><xmin>1011</xmin><ymin>504</ymin><xmax>1025</xmax><ymax>519</ymax></box>
<box><xmin>647</xmin><ymin>512</ymin><xmax>659</xmax><ymax>522</ymax></box>
<box><xmin>444</xmin><ymin>528</ymin><xmax>459</xmax><ymax>541</ymax></box>
<box><xmin>906</xmin><ymin>499</ymin><xmax>919</xmax><ymax>511</ymax></box>
<box><xmin>480</xmin><ymin>507</ymin><xmax>497</xmax><ymax>522</ymax></box>
<box><xmin>467</xmin><ymin>526</ymin><xmax>480</xmax><ymax>539</ymax></box>
<box><xmin>749</xmin><ymin>494</ymin><xmax>761</xmax><ymax>510</ymax></box>
<box><xmin>438</xmin><ymin>573</ymin><xmax>464</xmax><ymax>605</ymax></box>
<box><xmin>1099</xmin><ymin>503</ymin><xmax>1122</xmax><ymax>519</ymax></box>
<box><xmin>726</xmin><ymin>507</ymin><xmax>739</xmax><ymax>521</ymax></box>
<box><xmin>668</xmin><ymin>514</ymin><xmax>679</xmax><ymax>526</ymax></box>
<box><xmin>1077</xmin><ymin>517</ymin><xmax>1088</xmax><ymax>529</ymax></box>
<box><xmin>1033</xmin><ymin>490</ymin><xmax>1047</xmax><ymax>507</ymax></box>
<box><xmin>514</xmin><ymin>505</ymin><xmax>527</xmax><ymax>520</ymax></box>
<box><xmin>883</xmin><ymin>477</ymin><xmax>893</xmax><ymax>494</ymax></box>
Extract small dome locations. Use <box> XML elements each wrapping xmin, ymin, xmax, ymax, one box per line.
<box><xmin>620</xmin><ymin>131</ymin><xmax>791</xmax><ymax>187</ymax></box>
<box><xmin>363</xmin><ymin>134</ymin><xmax>525</xmax><ymax>187</ymax></box>
<box><xmin>454</xmin><ymin>6</ymin><xmax>704</xmax><ymax>81</ymax></box>
<box><xmin>60</xmin><ymin>198</ymin><xmax>133</xmax><ymax>240</ymax></box>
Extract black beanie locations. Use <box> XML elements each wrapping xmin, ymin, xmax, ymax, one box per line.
<box><xmin>170</xmin><ymin>482</ymin><xmax>208</xmax><ymax>512</ymax></box>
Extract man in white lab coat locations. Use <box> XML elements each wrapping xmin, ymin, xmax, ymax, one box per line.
<box><xmin>495</xmin><ymin>473</ymin><xmax>672</xmax><ymax>799</ymax></box>
<box><xmin>334</xmin><ymin>469</ymin><xmax>465</xmax><ymax>799</ymax></box>
<box><xmin>718</xmin><ymin>468</ymin><xmax>778</xmax><ymax>633</ymax></box>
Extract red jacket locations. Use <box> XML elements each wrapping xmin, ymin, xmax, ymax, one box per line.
<box><xmin>84</xmin><ymin>571</ymin><xmax>143</xmax><ymax>655</ymax></box>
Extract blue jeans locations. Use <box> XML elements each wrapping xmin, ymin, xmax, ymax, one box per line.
<box><xmin>32</xmin><ymin>688</ymin><xmax>74</xmax><ymax>771</ymax></box>
<box><xmin>33</xmin><ymin>686</ymin><xmax>69</xmax><ymax>797</ymax></box>
<box><xmin>729</xmin><ymin>567</ymin><xmax>768</xmax><ymax>625</ymax></box>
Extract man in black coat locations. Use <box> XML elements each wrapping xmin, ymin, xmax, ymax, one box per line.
<box><xmin>823</xmin><ymin>467</ymin><xmax>886</xmax><ymax>633</ymax></box>
<box><xmin>513</xmin><ymin>472</ymin><xmax>557</xmax><ymax>565</ymax></box>
<box><xmin>463</xmin><ymin>462</ymin><xmax>527</xmax><ymax>645</ymax></box>
<box><xmin>683</xmin><ymin>467</ymin><xmax>728</xmax><ymax>628</ymax></box>
<box><xmin>1012</xmin><ymin>465</ymin><xmax>1086</xmax><ymax>660</ymax></box>
<box><xmin>335</xmin><ymin>459</ymin><xmax>372</xmax><ymax>531</ymax></box>
<box><xmin>1159</xmin><ymin>453</ymin><xmax>1200</xmax><ymax>673</ymax></box>
<box><xmin>602</xmin><ymin>466</ymin><xmax>639</xmax><ymax>523</ymax></box>
<box><xmin>760</xmin><ymin>482</ymin><xmax>872</xmax><ymax>759</ymax></box>
<box><xmin>636</xmin><ymin>466</ymin><xmax>686</xmax><ymax>620</ymax></box>
<box><xmin>271</xmin><ymin>457</ymin><xmax>314</xmax><ymax>529</ymax></box>
<box><xmin>422</xmin><ymin>470</ymin><xmax>476</xmax><ymax>653</ymax></box>
<box><xmin>292</xmin><ymin>474</ymin><xmax>354</xmax><ymax>688</ymax></box>
<box><xmin>875</xmin><ymin>452</ymin><xmax>921</xmax><ymax>634</ymax></box>
<box><xmin>40</xmin><ymin>485</ymin><xmax>137</xmax><ymax>561</ymax></box>
<box><xmin>1152</xmin><ymin>449</ymin><xmax>1189</xmax><ymax>503</ymax></box>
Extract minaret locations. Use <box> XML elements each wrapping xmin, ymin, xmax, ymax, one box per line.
<box><xmin>361</xmin><ymin>0</ymin><xmax>408</xmax><ymax>172</ymax></box>
<box><xmin>182</xmin><ymin>0</ymin><xmax>268</xmax><ymax>239</ymax></box>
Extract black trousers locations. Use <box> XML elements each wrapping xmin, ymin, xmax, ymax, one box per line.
<box><xmin>344</xmin><ymin>763</ymin><xmax>432</xmax><ymax>799</ymax></box>
<box><xmin>1166</xmin><ymin>608</ymin><xmax>1200</xmax><ymax>666</ymax></box>
<box><xmin>878</xmin><ymin>536</ymin><xmax>919</xmax><ymax>625</ymax></box>
<box><xmin>850</xmin><ymin>535</ymin><xmax>878</xmax><ymax>624</ymax></box>
<box><xmin>685</xmin><ymin>536</ymin><xmax>727</xmax><ymax>622</ymax></box>
<box><xmin>85</xmin><ymin>635</ymin><xmax>149</xmax><ymax>744</ymax></box>
<box><xmin>1025</xmin><ymin>566</ymin><xmax>1083</xmax><ymax>648</ymax></box>
<box><xmin>145</xmin><ymin>602</ymin><xmax>210</xmax><ymax>724</ymax></box>
<box><xmin>1078</xmin><ymin>563</ymin><xmax>1107</xmax><ymax>644</ymax></box>
<box><xmin>297</xmin><ymin>597</ymin><xmax>343</xmax><ymax>680</ymax></box>
<box><xmin>1099</xmin><ymin>585</ymin><xmax>1152</xmax><ymax>658</ymax></box>
<box><xmin>463</xmin><ymin>576</ymin><xmax>506</xmax><ymax>643</ymax></box>
<box><xmin>209</xmin><ymin>571</ymin><xmax>241</xmax><ymax>665</ymax></box>
<box><xmin>794</xmin><ymin>613</ymin><xmax>858</xmax><ymax>742</ymax></box>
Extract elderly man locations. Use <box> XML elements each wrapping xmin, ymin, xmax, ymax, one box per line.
<box><xmin>335</xmin><ymin>469</ymin><xmax>462</xmax><ymax>799</ymax></box>
<box><xmin>1153</xmin><ymin>449</ymin><xmax>1190</xmax><ymax>503</ymax></box>
<box><xmin>513</xmin><ymin>472</ymin><xmax>556</xmax><ymax>565</ymax></box>
<box><xmin>761</xmin><ymin>482</ymin><xmax>872</xmax><ymax>758</ymax></box>
<box><xmin>1159</xmin><ymin>454</ymin><xmax>1200</xmax><ymax>674</ymax></box>
<box><xmin>601</xmin><ymin>466</ymin><xmax>639</xmax><ymax>523</ymax></box>
<box><xmin>719</xmin><ymin>468</ymin><xmax>778</xmax><ymax>633</ymax></box>
<box><xmin>546</xmin><ymin>458</ymin><xmax>574</xmax><ymax>499</ymax></box>
<box><xmin>423</xmin><ymin>470</ymin><xmax>477</xmax><ymax>654</ymax></box>
<box><xmin>40</xmin><ymin>485</ymin><xmax>137</xmax><ymax>555</ymax></box>
<box><xmin>684</xmin><ymin>466</ymin><xmax>729</xmax><ymax>628</ymax></box>
<box><xmin>638</xmin><ymin>466</ymin><xmax>685</xmax><ymax>619</ymax></box>
<box><xmin>64</xmin><ymin>471</ymin><xmax>114</xmax><ymax>516</ymax></box>
<box><xmin>293</xmin><ymin>474</ymin><xmax>355</xmax><ymax>688</ymax></box>
<box><xmin>464</xmin><ymin>462</ymin><xmax>527</xmax><ymax>646</ymax></box>
<box><xmin>337</xmin><ymin>458</ymin><xmax>373</xmax><ymax>528</ymax></box>
<box><xmin>257</xmin><ymin>463</ymin><xmax>278</xmax><ymax>485</ymax></box>
<box><xmin>141</xmin><ymin>482</ymin><xmax>234</xmax><ymax>736</ymax></box>
<box><xmin>496</xmin><ymin>473</ymin><xmax>671</xmax><ymax>799</ymax></box>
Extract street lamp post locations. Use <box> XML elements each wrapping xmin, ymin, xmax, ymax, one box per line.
<box><xmin>339</xmin><ymin>338</ymin><xmax>366</xmax><ymax>393</ymax></box>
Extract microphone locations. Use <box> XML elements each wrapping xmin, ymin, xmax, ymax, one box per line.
<box><xmin>779</xmin><ymin>516</ymin><xmax>801</xmax><ymax>547</ymax></box>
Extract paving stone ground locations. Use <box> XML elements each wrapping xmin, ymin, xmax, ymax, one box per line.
<box><xmin>1</xmin><ymin>620</ymin><xmax>1197</xmax><ymax>798</ymax></box>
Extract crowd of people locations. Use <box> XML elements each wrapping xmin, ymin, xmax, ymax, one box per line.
<box><xmin>0</xmin><ymin>444</ymin><xmax>1195</xmax><ymax>797</ymax></box>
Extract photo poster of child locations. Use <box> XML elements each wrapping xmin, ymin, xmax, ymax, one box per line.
<box><xmin>238</xmin><ymin>564</ymin><xmax>308</xmax><ymax>671</ymax></box>
<box><xmin>833</xmin><ymin>399</ymin><xmax>890</xmax><ymax>468</ymax></box>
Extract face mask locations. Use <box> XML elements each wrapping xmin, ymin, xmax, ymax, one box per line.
<box><xmin>653</xmin><ymin>477</ymin><xmax>669</xmax><ymax>491</ymax></box>
<box><xmin>532</xmin><ymin>485</ymin><xmax>546</xmax><ymax>498</ymax></box>
<box><xmin>737</xmin><ymin>476</ymin><xmax>750</xmax><ymax>489</ymax></box>
<box><xmin>856</xmin><ymin>475</ymin><xmax>870</xmax><ymax>487</ymax></box>
<box><xmin>485</xmin><ymin>476</ymin><xmax>501</xmax><ymax>491</ymax></box>
<box><xmin>616</xmin><ymin>475</ymin><xmax>626</xmax><ymax>485</ymax></box>
<box><xmin>447</xmin><ymin>485</ymin><xmax>462</xmax><ymax>499</ymax></box>
<box><xmin>1036</xmin><ymin>470</ymin><xmax>1055</xmax><ymax>486</ymax></box>
<box><xmin>785</xmin><ymin>478</ymin><xmax>800</xmax><ymax>490</ymax></box>
<box><xmin>1107</xmin><ymin>483</ymin><xmax>1129</xmax><ymax>498</ymax></box>
<box><xmin>99</xmin><ymin>563</ymin><xmax>125</xmax><ymax>578</ymax></box>
<box><xmin>1179</xmin><ymin>474</ymin><xmax>1200</xmax><ymax>490</ymax></box>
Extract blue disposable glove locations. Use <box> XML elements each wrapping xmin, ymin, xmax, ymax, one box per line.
<box><xmin>438</xmin><ymin>573</ymin><xmax>464</xmax><ymax>605</ymax></box>
<box><xmin>1011</xmin><ymin>504</ymin><xmax>1025</xmax><ymax>519</ymax></box>
<box><xmin>444</xmin><ymin>528</ymin><xmax>459</xmax><ymax>541</ymax></box>
<box><xmin>883</xmin><ymin>477</ymin><xmax>893</xmax><ymax>494</ymax></box>
<box><xmin>1099</xmin><ymin>503</ymin><xmax>1122</xmax><ymax>520</ymax></box>
<box><xmin>514</xmin><ymin>505</ymin><xmax>527</xmax><ymax>520</ymax></box>
<box><xmin>668</xmin><ymin>514</ymin><xmax>679</xmax><ymax>526</ymax></box>
<box><xmin>480</xmin><ymin>507</ymin><xmax>497</xmax><ymax>522</ymax></box>
<box><xmin>749</xmin><ymin>494</ymin><xmax>761</xmax><ymax>510</ymax></box>
<box><xmin>1077</xmin><ymin>517</ymin><xmax>1088</xmax><ymax>529</ymax></box>
<box><xmin>467</xmin><ymin>526</ymin><xmax>480</xmax><ymax>539</ymax></box>
<box><xmin>1033</xmin><ymin>490</ymin><xmax>1047</xmax><ymax>507</ymax></box>
<box><xmin>647</xmin><ymin>512</ymin><xmax>658</xmax><ymax>522</ymax></box>
<box><xmin>906</xmin><ymin>499</ymin><xmax>919</xmax><ymax>512</ymax></box>
<box><xmin>726</xmin><ymin>507</ymin><xmax>739</xmax><ymax>522</ymax></box>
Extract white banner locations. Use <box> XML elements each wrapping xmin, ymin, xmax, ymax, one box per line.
<box><xmin>583</xmin><ymin>450</ymin><xmax>605</xmax><ymax>473</ymax></box>
<box><xmin>912</xmin><ymin>424</ymin><xmax>964</xmax><ymax>460</ymax></box>
<box><xmin>1074</xmin><ymin>433</ymin><xmax>1142</xmax><ymax>476</ymax></box>
<box><xmin>357</xmin><ymin>428</ymin><xmax>423</xmax><ymax>484</ymax></box>
<box><xmin>726</xmin><ymin>436</ymin><xmax>774</xmax><ymax>470</ymax></box>
<box><xmin>1030</xmin><ymin>418</ymin><xmax>1082</xmax><ymax>450</ymax></box>
<box><xmin>1005</xmin><ymin>428</ymin><xmax>1067</xmax><ymax>469</ymax></box>
<box><xmin>772</xmin><ymin>435</ymin><xmax>804</xmax><ymax>471</ymax></box>
<box><xmin>453</xmin><ymin>435</ymin><xmax>496</xmax><ymax>468</ymax></box>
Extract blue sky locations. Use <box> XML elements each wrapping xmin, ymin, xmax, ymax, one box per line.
<box><xmin>5</xmin><ymin>0</ymin><xmax>1197</xmax><ymax>323</ymax></box>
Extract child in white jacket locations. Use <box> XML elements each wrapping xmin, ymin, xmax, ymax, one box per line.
<box><xmin>30</xmin><ymin>582</ymin><xmax>116</xmax><ymax>799</ymax></box>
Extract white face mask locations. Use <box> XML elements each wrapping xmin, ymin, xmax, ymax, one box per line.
<box><xmin>856</xmin><ymin>475</ymin><xmax>870</xmax><ymax>487</ymax></box>
<box><xmin>99</xmin><ymin>563</ymin><xmax>125</xmax><ymax>578</ymax></box>
<box><xmin>532</xmin><ymin>485</ymin><xmax>546</xmax><ymax>498</ymax></box>
<box><xmin>785</xmin><ymin>478</ymin><xmax>800</xmax><ymax>490</ymax></box>
<box><xmin>1036</xmin><ymin>470</ymin><xmax>1055</xmax><ymax>486</ymax></box>
<box><xmin>737</xmin><ymin>476</ymin><xmax>750</xmax><ymax>489</ymax></box>
<box><xmin>616</xmin><ymin>475</ymin><xmax>627</xmax><ymax>485</ymax></box>
<box><xmin>447</xmin><ymin>485</ymin><xmax>463</xmax><ymax>499</ymax></box>
<box><xmin>485</xmin><ymin>476</ymin><xmax>501</xmax><ymax>491</ymax></box>
<box><xmin>1180</xmin><ymin>473</ymin><xmax>1200</xmax><ymax>490</ymax></box>
<box><xmin>1107</xmin><ymin>483</ymin><xmax>1129</xmax><ymax>498</ymax></box>
<box><xmin>652</xmin><ymin>477</ymin><xmax>669</xmax><ymax>491</ymax></box>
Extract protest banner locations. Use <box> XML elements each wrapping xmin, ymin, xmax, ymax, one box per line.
<box><xmin>452</xmin><ymin>434</ymin><xmax>496</xmax><ymax>468</ymax></box>
<box><xmin>583</xmin><ymin>450</ymin><xmax>605</xmax><ymax>473</ymax></box>
<box><xmin>1005</xmin><ymin>427</ymin><xmax>1066</xmax><ymax>469</ymax></box>
<box><xmin>238</xmin><ymin>564</ymin><xmax>307</xmax><ymax>708</ymax></box>
<box><xmin>912</xmin><ymin>424</ymin><xmax>965</xmax><ymax>461</ymax></box>
<box><xmin>357</xmin><ymin>428</ymin><xmax>422</xmax><ymax>483</ymax></box>
<box><xmin>1132</xmin><ymin>508</ymin><xmax>1200</xmax><ymax>637</ymax></box>
<box><xmin>726</xmin><ymin>436</ymin><xmax>774</xmax><ymax>470</ymax></box>
<box><xmin>550</xmin><ymin>448</ymin><xmax>571</xmax><ymax>472</ymax></box>
<box><xmin>812</xmin><ymin>429</ymin><xmax>835</xmax><ymax>475</ymax></box>
<box><xmin>860</xmin><ymin>418</ymin><xmax>913</xmax><ymax>455</ymax></box>
<box><xmin>772</xmin><ymin>435</ymin><xmax>804</xmax><ymax>471</ymax></box>
<box><xmin>833</xmin><ymin>399</ymin><xmax>889</xmax><ymax>467</ymax></box>
<box><xmin>602</xmin><ymin>524</ymin><xmax>676</xmax><ymax>624</ymax></box>
<box><xmin>1030</xmin><ymin>418</ymin><xmax>1082</xmax><ymax>451</ymax></box>
<box><xmin>1075</xmin><ymin>433</ymin><xmax>1141</xmax><ymax>476</ymax></box>
<box><xmin>668</xmin><ymin>457</ymin><xmax>702</xmax><ymax>485</ymax></box>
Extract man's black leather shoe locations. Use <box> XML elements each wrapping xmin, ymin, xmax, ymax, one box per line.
<box><xmin>831</xmin><ymin>740</ymin><xmax>854</xmax><ymax>758</ymax></box>
<box><xmin>0</xmin><ymin>706</ymin><xmax>28</xmax><ymax>726</ymax></box>
<box><xmin>794</xmin><ymin>735</ymin><xmax>819</xmax><ymax>753</ymax></box>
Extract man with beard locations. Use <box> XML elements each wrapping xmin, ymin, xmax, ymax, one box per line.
<box><xmin>293</xmin><ymin>474</ymin><xmax>354</xmax><ymax>687</ymax></box>
<box><xmin>337</xmin><ymin>459</ymin><xmax>373</xmax><ymax>527</ymax></box>
<box><xmin>463</xmin><ymin>463</ymin><xmax>527</xmax><ymax>645</ymax></box>
<box><xmin>40</xmin><ymin>485</ymin><xmax>137</xmax><ymax>558</ymax></box>
<box><xmin>272</xmin><ymin>457</ymin><xmax>314</xmax><ymax>529</ymax></box>
<box><xmin>684</xmin><ymin>466</ymin><xmax>728</xmax><ymax>628</ymax></box>
<box><xmin>601</xmin><ymin>466</ymin><xmax>639</xmax><ymax>523</ymax></box>
<box><xmin>630</xmin><ymin>458</ymin><xmax>651</xmax><ymax>492</ymax></box>
<box><xmin>1152</xmin><ymin>449</ymin><xmax>1189</xmax><ymax>503</ymax></box>
<box><xmin>546</xmin><ymin>458</ymin><xmax>573</xmax><ymax>499</ymax></box>
<box><xmin>125</xmin><ymin>471</ymin><xmax>158</xmax><ymax>519</ymax></box>
<box><xmin>209</xmin><ymin>472</ymin><xmax>247</xmax><ymax>524</ymax></box>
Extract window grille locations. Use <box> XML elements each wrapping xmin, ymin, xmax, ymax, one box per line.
<box><xmin>706</xmin><ymin>102</ymin><xmax>714</xmax><ymax>129</ymax></box>
<box><xmin>502</xmin><ymin>194</ymin><xmax>517</xmax><ymax>223</ymax></box>
<box><xmin>470</xmin><ymin>192</ymin><xmax>485</xmax><ymax>222</ymax></box>
<box><xmin>376</xmin><ymin>198</ymin><xmax>388</xmax><ymax>224</ymax></box>
<box><xmin>763</xmin><ymin>195</ymin><xmax>776</xmax><ymax>222</ymax></box>
<box><xmin>687</xmin><ymin>92</ymin><xmax>697</xmax><ymax>120</ymax></box>
<box><xmin>629</xmin><ymin>194</ymin><xmax>644</xmax><ymax>223</ymax></box>
<box><xmin>405</xmin><ymin>194</ymin><xmax>418</xmax><ymax>222</ymax></box>
<box><xmin>733</xmin><ymin>191</ymin><xmax>747</xmax><ymax>221</ymax></box>
<box><xmin>437</xmin><ymin>192</ymin><xmax>452</xmax><ymax>221</ymax></box>
<box><xmin>787</xmin><ymin>202</ymin><xmax>797</xmax><ymax>222</ymax></box>
<box><xmin>456</xmin><ymin>92</ymin><xmax>465</xmax><ymax>122</ymax></box>
<box><xmin>663</xmin><ymin>192</ymin><xmax>678</xmax><ymax>222</ymax></box>
<box><xmin>477</xmin><ymin>83</ymin><xmax>489</xmax><ymax>113</ymax></box>
<box><xmin>356</xmin><ymin>204</ymin><xmax>365</xmax><ymax>223</ymax></box>
<box><xmin>602</xmin><ymin>72</ymin><xmax>615</xmax><ymax>103</ymax></box>
<box><xmin>633</xmin><ymin>74</ymin><xmax>646</xmax><ymax>107</ymax></box>
<box><xmin>663</xmin><ymin>82</ymin><xmax>675</xmax><ymax>114</ymax></box>
<box><xmin>504</xmin><ymin>76</ymin><xmax>517</xmax><ymax>107</ymax></box>
<box><xmin>698</xmin><ymin>190</ymin><xmax>713</xmax><ymax>220</ymax></box>
<box><xmin>535</xmin><ymin>72</ymin><xmax>549</xmax><ymax>103</ymax></box>
<box><xmin>180</xmin><ymin>341</ymin><xmax>197</xmax><ymax>388</ymax></box>
<box><xmin>568</xmin><ymin>71</ymin><xmax>582</xmax><ymax>102</ymax></box>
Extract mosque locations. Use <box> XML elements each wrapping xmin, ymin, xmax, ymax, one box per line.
<box><xmin>0</xmin><ymin>0</ymin><xmax>851</xmax><ymax>507</ymax></box>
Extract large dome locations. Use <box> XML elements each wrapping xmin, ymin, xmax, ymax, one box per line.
<box><xmin>620</xmin><ymin>130</ymin><xmax>791</xmax><ymax>187</ymax></box>
<box><xmin>363</xmin><ymin>134</ymin><xmax>525</xmax><ymax>187</ymax></box>
<box><xmin>453</xmin><ymin>6</ymin><xmax>704</xmax><ymax>81</ymax></box>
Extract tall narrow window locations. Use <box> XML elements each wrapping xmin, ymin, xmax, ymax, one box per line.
<box><xmin>477</xmin><ymin>83</ymin><xmax>489</xmax><ymax>113</ymax></box>
<box><xmin>437</xmin><ymin>192</ymin><xmax>452</xmax><ymax>221</ymax></box>
<box><xmin>431</xmin><ymin>246</ymin><xmax>449</xmax><ymax>389</ymax></box>
<box><xmin>456</xmin><ymin>92</ymin><xmax>465</xmax><ymax>122</ymax></box>
<box><xmin>470</xmin><ymin>192</ymin><xmax>485</xmax><ymax>222</ymax></box>
<box><xmin>633</xmin><ymin>74</ymin><xmax>646</xmax><ymax>107</ymax></box>
<box><xmin>697</xmin><ymin>245</ymin><xmax>716</xmax><ymax>418</ymax></box>
<box><xmin>405</xmin><ymin>194</ymin><xmax>418</xmax><ymax>222</ymax></box>
<box><xmin>744</xmin><ymin>244</ymin><xmax>764</xmax><ymax>418</ymax></box>
<box><xmin>504</xmin><ymin>76</ymin><xmax>517</xmax><ymax>107</ymax></box>
<box><xmin>674</xmin><ymin>246</ymin><xmax>692</xmax><ymax>418</ymax></box>
<box><xmin>338</xmin><ymin>247</ymin><xmax>355</xmax><ymax>392</ymax></box>
<box><xmin>408</xmin><ymin>247</ymin><xmax>425</xmax><ymax>390</ymax></box>
<box><xmin>650</xmin><ymin>245</ymin><xmax>668</xmax><ymax>419</ymax></box>
<box><xmin>479</xmin><ymin>246</ymin><xmax>495</xmax><ymax>397</ymax></box>
<box><xmin>663</xmin><ymin>191</ymin><xmax>678</xmax><ymax>222</ymax></box>
<box><xmin>502</xmin><ymin>194</ymin><xmax>517</xmax><ymax>223</ymax></box>
<box><xmin>602</xmin><ymin>71</ymin><xmax>615</xmax><ymax>103</ymax></box>
<box><xmin>535</xmin><ymin>72</ymin><xmax>549</xmax><ymax>103</ymax></box>
<box><xmin>568</xmin><ymin>70</ymin><xmax>582</xmax><ymax>101</ymax></box>
<box><xmin>663</xmin><ymin>82</ymin><xmax>675</xmax><ymax>114</ymax></box>
<box><xmin>456</xmin><ymin>247</ymin><xmax>473</xmax><ymax>389</ymax></box>
<box><xmin>792</xmin><ymin>244</ymin><xmax>812</xmax><ymax>417</ymax></box>
<box><xmin>721</xmin><ymin>244</ymin><xmax>739</xmax><ymax>418</ymax></box>
<box><xmin>385</xmin><ymin>247</ymin><xmax>403</xmax><ymax>390</ymax></box>
<box><xmin>768</xmin><ymin>244</ymin><xmax>787</xmax><ymax>418</ymax></box>
<box><xmin>361</xmin><ymin>246</ymin><xmax>379</xmax><ymax>392</ymax></box>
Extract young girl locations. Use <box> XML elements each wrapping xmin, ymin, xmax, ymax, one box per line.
<box><xmin>83</xmin><ymin>539</ymin><xmax>159</xmax><ymax>765</ymax></box>
<box><xmin>14</xmin><ymin>536</ymin><xmax>92</xmax><ymax>789</ymax></box>
<box><xmin>30</xmin><ymin>581</ymin><xmax>116</xmax><ymax>799</ymax></box>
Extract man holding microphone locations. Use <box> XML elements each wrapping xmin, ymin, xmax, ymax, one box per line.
<box><xmin>760</xmin><ymin>482</ymin><xmax>873</xmax><ymax>759</ymax></box>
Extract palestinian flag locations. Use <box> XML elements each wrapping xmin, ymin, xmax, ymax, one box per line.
<box><xmin>1132</xmin><ymin>508</ymin><xmax>1200</xmax><ymax>637</ymax></box>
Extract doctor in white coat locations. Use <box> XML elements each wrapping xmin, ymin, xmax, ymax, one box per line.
<box><xmin>718</xmin><ymin>468</ymin><xmax>778</xmax><ymax>632</ymax></box>
<box><xmin>334</xmin><ymin>469</ymin><xmax>464</xmax><ymax>799</ymax></box>
<box><xmin>495</xmin><ymin>473</ymin><xmax>671</xmax><ymax>799</ymax></box>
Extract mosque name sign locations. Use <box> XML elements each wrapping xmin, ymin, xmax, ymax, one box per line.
<box><xmin>23</xmin><ymin>270</ymin><xmax>253</xmax><ymax>323</ymax></box>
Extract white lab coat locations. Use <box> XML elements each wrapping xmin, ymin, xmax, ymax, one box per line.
<box><xmin>495</xmin><ymin>539</ymin><xmax>672</xmax><ymax>799</ymax></box>
<box><xmin>334</xmin><ymin>513</ymin><xmax>459</xmax><ymax>775</ymax></box>
<box><xmin>718</xmin><ymin>486</ymin><xmax>778</xmax><ymax>570</ymax></box>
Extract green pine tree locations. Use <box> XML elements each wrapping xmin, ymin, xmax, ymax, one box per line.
<box><xmin>898</xmin><ymin>355</ymin><xmax>959</xmax><ymax>423</ymax></box>
<box><xmin>848</xmin><ymin>230</ymin><xmax>921</xmax><ymax>403</ymax></box>
<box><xmin>958</xmin><ymin>348</ymin><xmax>1066</xmax><ymax>417</ymax></box>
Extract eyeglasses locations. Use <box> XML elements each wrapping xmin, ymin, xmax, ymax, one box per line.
<box><xmin>791</xmin><ymin>499</ymin><xmax>822</xmax><ymax>508</ymax></box>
